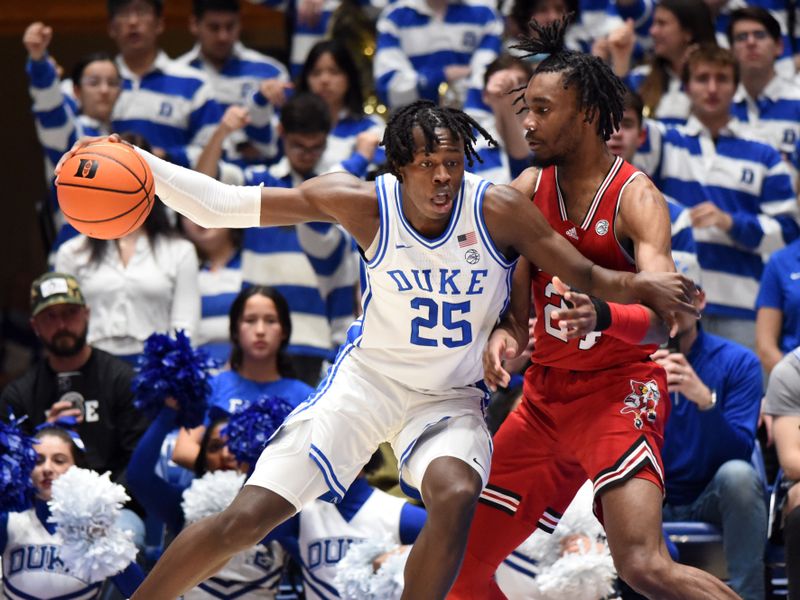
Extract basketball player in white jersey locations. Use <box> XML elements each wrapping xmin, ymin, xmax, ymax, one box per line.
<box><xmin>57</xmin><ymin>100</ymin><xmax>696</xmax><ymax>599</ymax></box>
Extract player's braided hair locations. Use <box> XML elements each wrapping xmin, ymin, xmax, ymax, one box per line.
<box><xmin>513</xmin><ymin>16</ymin><xmax>627</xmax><ymax>141</ymax></box>
<box><xmin>382</xmin><ymin>100</ymin><xmax>497</xmax><ymax>178</ymax></box>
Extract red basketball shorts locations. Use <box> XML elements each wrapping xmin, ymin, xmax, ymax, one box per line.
<box><xmin>449</xmin><ymin>360</ymin><xmax>669</xmax><ymax>599</ymax></box>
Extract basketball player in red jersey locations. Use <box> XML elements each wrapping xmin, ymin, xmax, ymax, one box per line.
<box><xmin>449</xmin><ymin>18</ymin><xmax>740</xmax><ymax>600</ymax></box>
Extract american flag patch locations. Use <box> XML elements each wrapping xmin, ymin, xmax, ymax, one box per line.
<box><xmin>458</xmin><ymin>231</ymin><xmax>477</xmax><ymax>247</ymax></box>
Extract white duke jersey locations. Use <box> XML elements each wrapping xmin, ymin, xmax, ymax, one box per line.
<box><xmin>348</xmin><ymin>172</ymin><xmax>516</xmax><ymax>390</ymax></box>
<box><xmin>184</xmin><ymin>541</ymin><xmax>285</xmax><ymax>600</ymax></box>
<box><xmin>298</xmin><ymin>491</ymin><xmax>406</xmax><ymax>600</ymax></box>
<box><xmin>2</xmin><ymin>509</ymin><xmax>102</xmax><ymax>599</ymax></box>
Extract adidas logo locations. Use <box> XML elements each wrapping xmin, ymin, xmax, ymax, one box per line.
<box><xmin>566</xmin><ymin>227</ymin><xmax>579</xmax><ymax>240</ymax></box>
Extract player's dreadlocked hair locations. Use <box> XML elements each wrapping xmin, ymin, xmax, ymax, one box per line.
<box><xmin>513</xmin><ymin>16</ymin><xmax>626</xmax><ymax>141</ymax></box>
<box><xmin>381</xmin><ymin>100</ymin><xmax>496</xmax><ymax>179</ymax></box>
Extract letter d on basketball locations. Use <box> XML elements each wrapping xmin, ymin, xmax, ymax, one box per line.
<box><xmin>75</xmin><ymin>159</ymin><xmax>99</xmax><ymax>179</ymax></box>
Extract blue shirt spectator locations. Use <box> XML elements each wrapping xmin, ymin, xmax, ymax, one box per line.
<box><xmin>755</xmin><ymin>238</ymin><xmax>800</xmax><ymax>372</ymax></box>
<box><xmin>656</xmin><ymin>304</ymin><xmax>766</xmax><ymax>600</ymax></box>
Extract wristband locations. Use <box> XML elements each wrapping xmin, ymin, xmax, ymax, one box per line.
<box><xmin>590</xmin><ymin>296</ymin><xmax>612</xmax><ymax>331</ymax></box>
<box><xmin>604</xmin><ymin>302</ymin><xmax>651</xmax><ymax>345</ymax></box>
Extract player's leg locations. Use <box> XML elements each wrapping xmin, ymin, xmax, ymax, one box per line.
<box><xmin>574</xmin><ymin>362</ymin><xmax>738</xmax><ymax>599</ymax></box>
<box><xmin>402</xmin><ymin>455</ymin><xmax>484</xmax><ymax>599</ymax></box>
<box><xmin>448</xmin><ymin>372</ymin><xmax>582</xmax><ymax>599</ymax></box>
<box><xmin>132</xmin><ymin>486</ymin><xmax>297</xmax><ymax>599</ymax></box>
<box><xmin>601</xmin><ymin>477</ymin><xmax>740</xmax><ymax>599</ymax></box>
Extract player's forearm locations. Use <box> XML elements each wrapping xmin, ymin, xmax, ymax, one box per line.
<box><xmin>135</xmin><ymin>146</ymin><xmax>261</xmax><ymax>229</ymax></box>
<box><xmin>587</xmin><ymin>265</ymin><xmax>640</xmax><ymax>304</ymax></box>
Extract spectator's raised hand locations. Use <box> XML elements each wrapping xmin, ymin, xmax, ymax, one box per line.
<box><xmin>355</xmin><ymin>131</ymin><xmax>381</xmax><ymax>161</ymax></box>
<box><xmin>297</xmin><ymin>0</ymin><xmax>324</xmax><ymax>27</ymax></box>
<box><xmin>220</xmin><ymin>105</ymin><xmax>251</xmax><ymax>135</ymax></box>
<box><xmin>483</xmin><ymin>68</ymin><xmax>527</xmax><ymax>110</ymax></box>
<box><xmin>258</xmin><ymin>78</ymin><xmax>293</xmax><ymax>108</ymax></box>
<box><xmin>445</xmin><ymin>65</ymin><xmax>471</xmax><ymax>84</ymax></box>
<box><xmin>689</xmin><ymin>201</ymin><xmax>733</xmax><ymax>232</ymax></box>
<box><xmin>606</xmin><ymin>19</ymin><xmax>636</xmax><ymax>76</ymax></box>
<box><xmin>23</xmin><ymin>21</ymin><xmax>53</xmax><ymax>61</ymax></box>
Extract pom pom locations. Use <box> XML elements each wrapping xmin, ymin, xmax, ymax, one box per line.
<box><xmin>48</xmin><ymin>467</ymin><xmax>137</xmax><ymax>583</ymax></box>
<box><xmin>507</xmin><ymin>482</ymin><xmax>615</xmax><ymax>599</ymax></box>
<box><xmin>333</xmin><ymin>537</ymin><xmax>409</xmax><ymax>600</ymax></box>
<box><xmin>223</xmin><ymin>395</ymin><xmax>295</xmax><ymax>465</ymax></box>
<box><xmin>0</xmin><ymin>415</ymin><xmax>38</xmax><ymax>512</ymax></box>
<box><xmin>181</xmin><ymin>470</ymin><xmax>246</xmax><ymax>524</ymax></box>
<box><xmin>132</xmin><ymin>330</ymin><xmax>217</xmax><ymax>429</ymax></box>
<box><xmin>534</xmin><ymin>550</ymin><xmax>616</xmax><ymax>600</ymax></box>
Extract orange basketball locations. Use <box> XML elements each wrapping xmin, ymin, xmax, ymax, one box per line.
<box><xmin>56</xmin><ymin>142</ymin><xmax>154</xmax><ymax>240</ymax></box>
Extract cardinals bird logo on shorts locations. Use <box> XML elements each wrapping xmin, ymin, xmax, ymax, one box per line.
<box><xmin>621</xmin><ymin>379</ymin><xmax>661</xmax><ymax>430</ymax></box>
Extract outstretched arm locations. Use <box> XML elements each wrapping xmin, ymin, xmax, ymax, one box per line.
<box><xmin>483</xmin><ymin>183</ymin><xmax>697</xmax><ymax>323</ymax></box>
<box><xmin>55</xmin><ymin>136</ymin><xmax>380</xmax><ymax>248</ymax></box>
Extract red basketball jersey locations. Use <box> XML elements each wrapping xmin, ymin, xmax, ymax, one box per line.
<box><xmin>529</xmin><ymin>156</ymin><xmax>659</xmax><ymax>371</ymax></box>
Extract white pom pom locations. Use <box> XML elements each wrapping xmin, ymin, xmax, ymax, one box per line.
<box><xmin>181</xmin><ymin>470</ymin><xmax>246</xmax><ymax>524</ymax></box>
<box><xmin>333</xmin><ymin>537</ymin><xmax>409</xmax><ymax>600</ymax></box>
<box><xmin>48</xmin><ymin>467</ymin><xmax>137</xmax><ymax>583</ymax></box>
<box><xmin>534</xmin><ymin>550</ymin><xmax>616</xmax><ymax>600</ymax></box>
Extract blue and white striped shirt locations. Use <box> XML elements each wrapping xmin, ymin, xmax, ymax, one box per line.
<box><xmin>26</xmin><ymin>56</ymin><xmax>107</xmax><ymax>255</ymax></box>
<box><xmin>176</xmin><ymin>42</ymin><xmax>289</xmax><ymax>163</ymax></box>
<box><xmin>634</xmin><ymin>116</ymin><xmax>800</xmax><ymax>318</ymax></box>
<box><xmin>732</xmin><ymin>75</ymin><xmax>800</xmax><ymax>156</ymax></box>
<box><xmin>197</xmin><ymin>251</ymin><xmax>243</xmax><ymax>364</ymax></box>
<box><xmin>374</xmin><ymin>0</ymin><xmax>503</xmax><ymax>109</ymax></box>
<box><xmin>26</xmin><ymin>57</ymin><xmax>108</xmax><ymax>181</ymax></box>
<box><xmin>112</xmin><ymin>52</ymin><xmax>223</xmax><ymax>168</ymax></box>
<box><xmin>239</xmin><ymin>160</ymin><xmax>358</xmax><ymax>360</ymax></box>
<box><xmin>318</xmin><ymin>111</ymin><xmax>386</xmax><ymax>178</ymax></box>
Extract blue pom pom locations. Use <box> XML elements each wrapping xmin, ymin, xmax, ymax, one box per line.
<box><xmin>223</xmin><ymin>396</ymin><xmax>295</xmax><ymax>465</ymax></box>
<box><xmin>132</xmin><ymin>330</ymin><xmax>218</xmax><ymax>429</ymax></box>
<box><xmin>0</xmin><ymin>417</ymin><xmax>39</xmax><ymax>512</ymax></box>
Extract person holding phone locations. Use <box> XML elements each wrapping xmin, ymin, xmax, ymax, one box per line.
<box><xmin>0</xmin><ymin>272</ymin><xmax>148</xmax><ymax>546</ymax></box>
<box><xmin>652</xmin><ymin>266</ymin><xmax>768</xmax><ymax>600</ymax></box>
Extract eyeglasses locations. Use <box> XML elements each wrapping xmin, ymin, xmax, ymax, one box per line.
<box><xmin>732</xmin><ymin>30</ymin><xmax>771</xmax><ymax>43</ymax></box>
<box><xmin>80</xmin><ymin>77</ymin><xmax>122</xmax><ymax>89</ymax></box>
<box><xmin>284</xmin><ymin>140</ymin><xmax>326</xmax><ymax>156</ymax></box>
<box><xmin>112</xmin><ymin>5</ymin><xmax>157</xmax><ymax>21</ymax></box>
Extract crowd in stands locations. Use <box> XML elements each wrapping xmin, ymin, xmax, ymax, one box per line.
<box><xmin>3</xmin><ymin>0</ymin><xmax>800</xmax><ymax>597</ymax></box>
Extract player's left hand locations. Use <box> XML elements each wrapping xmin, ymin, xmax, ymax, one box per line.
<box><xmin>483</xmin><ymin>328</ymin><xmax>519</xmax><ymax>391</ymax></box>
<box><xmin>550</xmin><ymin>276</ymin><xmax>597</xmax><ymax>338</ymax></box>
<box><xmin>689</xmin><ymin>201</ymin><xmax>733</xmax><ymax>232</ymax></box>
<box><xmin>631</xmin><ymin>271</ymin><xmax>699</xmax><ymax>334</ymax></box>
<box><xmin>651</xmin><ymin>349</ymin><xmax>710</xmax><ymax>405</ymax></box>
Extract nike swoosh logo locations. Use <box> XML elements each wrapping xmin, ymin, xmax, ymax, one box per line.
<box><xmin>395</xmin><ymin>243</ymin><xmax>411</xmax><ymax>249</ymax></box>
<box><xmin>791</xmin><ymin>272</ymin><xmax>800</xmax><ymax>280</ymax></box>
<box><xmin>472</xmin><ymin>457</ymin><xmax>484</xmax><ymax>470</ymax></box>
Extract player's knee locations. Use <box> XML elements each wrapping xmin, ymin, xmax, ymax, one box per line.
<box><xmin>424</xmin><ymin>476</ymin><xmax>481</xmax><ymax>522</ymax></box>
<box><xmin>215</xmin><ymin>505</ymin><xmax>264</xmax><ymax>550</ymax></box>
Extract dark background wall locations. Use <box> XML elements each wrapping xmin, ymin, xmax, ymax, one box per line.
<box><xmin>0</xmin><ymin>0</ymin><xmax>284</xmax><ymax>317</ymax></box>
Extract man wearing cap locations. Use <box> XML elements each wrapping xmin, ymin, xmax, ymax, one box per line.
<box><xmin>0</xmin><ymin>272</ymin><xmax>147</xmax><ymax>487</ymax></box>
<box><xmin>652</xmin><ymin>267</ymin><xmax>767</xmax><ymax>600</ymax></box>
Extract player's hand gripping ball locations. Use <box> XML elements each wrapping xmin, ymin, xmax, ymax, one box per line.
<box><xmin>55</xmin><ymin>141</ymin><xmax>154</xmax><ymax>239</ymax></box>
